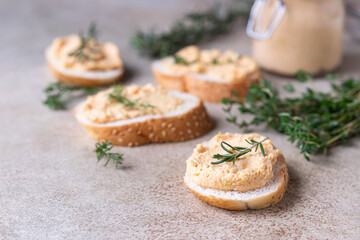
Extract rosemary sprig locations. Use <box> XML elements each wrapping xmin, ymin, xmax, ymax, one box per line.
<box><xmin>108</xmin><ymin>86</ymin><xmax>155</xmax><ymax>109</ymax></box>
<box><xmin>69</xmin><ymin>22</ymin><xmax>100</xmax><ymax>62</ymax></box>
<box><xmin>212</xmin><ymin>137</ymin><xmax>268</xmax><ymax>165</ymax></box>
<box><xmin>222</xmin><ymin>77</ymin><xmax>360</xmax><ymax>160</ymax></box>
<box><xmin>95</xmin><ymin>140</ymin><xmax>124</xmax><ymax>168</ymax></box>
<box><xmin>43</xmin><ymin>81</ymin><xmax>98</xmax><ymax>110</ymax></box>
<box><xmin>130</xmin><ymin>0</ymin><xmax>252</xmax><ymax>58</ymax></box>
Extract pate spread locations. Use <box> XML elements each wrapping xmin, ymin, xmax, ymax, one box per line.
<box><xmin>186</xmin><ymin>133</ymin><xmax>281</xmax><ymax>192</ymax></box>
<box><xmin>164</xmin><ymin>46</ymin><xmax>258</xmax><ymax>82</ymax></box>
<box><xmin>82</xmin><ymin>84</ymin><xmax>184</xmax><ymax>123</ymax></box>
<box><xmin>252</xmin><ymin>0</ymin><xmax>344</xmax><ymax>75</ymax></box>
<box><xmin>49</xmin><ymin>34</ymin><xmax>123</xmax><ymax>71</ymax></box>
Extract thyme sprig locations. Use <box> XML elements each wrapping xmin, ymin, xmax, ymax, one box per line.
<box><xmin>43</xmin><ymin>81</ymin><xmax>98</xmax><ymax>110</ymax></box>
<box><xmin>222</xmin><ymin>77</ymin><xmax>360</xmax><ymax>160</ymax></box>
<box><xmin>212</xmin><ymin>137</ymin><xmax>268</xmax><ymax>165</ymax></box>
<box><xmin>69</xmin><ymin>22</ymin><xmax>100</xmax><ymax>62</ymax></box>
<box><xmin>95</xmin><ymin>140</ymin><xmax>124</xmax><ymax>168</ymax></box>
<box><xmin>130</xmin><ymin>0</ymin><xmax>252</xmax><ymax>58</ymax></box>
<box><xmin>108</xmin><ymin>86</ymin><xmax>155</xmax><ymax>109</ymax></box>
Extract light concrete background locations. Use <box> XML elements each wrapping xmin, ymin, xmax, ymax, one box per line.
<box><xmin>0</xmin><ymin>0</ymin><xmax>359</xmax><ymax>239</ymax></box>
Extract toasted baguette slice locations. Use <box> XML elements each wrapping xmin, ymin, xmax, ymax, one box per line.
<box><xmin>73</xmin><ymin>90</ymin><xmax>213</xmax><ymax>146</ymax></box>
<box><xmin>45</xmin><ymin>48</ymin><xmax>124</xmax><ymax>87</ymax></box>
<box><xmin>184</xmin><ymin>150</ymin><xmax>288</xmax><ymax>211</ymax></box>
<box><xmin>152</xmin><ymin>57</ymin><xmax>262</xmax><ymax>102</ymax></box>
<box><xmin>152</xmin><ymin>57</ymin><xmax>188</xmax><ymax>92</ymax></box>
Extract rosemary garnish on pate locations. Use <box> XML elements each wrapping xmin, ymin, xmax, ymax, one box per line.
<box><xmin>212</xmin><ymin>137</ymin><xmax>268</xmax><ymax>165</ymax></box>
<box><xmin>95</xmin><ymin>140</ymin><xmax>124</xmax><ymax>168</ymax></box>
<box><xmin>43</xmin><ymin>81</ymin><xmax>98</xmax><ymax>110</ymax></box>
<box><xmin>108</xmin><ymin>86</ymin><xmax>155</xmax><ymax>109</ymax></box>
<box><xmin>69</xmin><ymin>22</ymin><xmax>100</xmax><ymax>62</ymax></box>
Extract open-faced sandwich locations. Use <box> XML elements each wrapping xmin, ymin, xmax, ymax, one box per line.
<box><xmin>152</xmin><ymin>46</ymin><xmax>262</xmax><ymax>102</ymax></box>
<box><xmin>74</xmin><ymin>83</ymin><xmax>213</xmax><ymax>146</ymax></box>
<box><xmin>45</xmin><ymin>23</ymin><xmax>124</xmax><ymax>87</ymax></box>
<box><xmin>184</xmin><ymin>133</ymin><xmax>288</xmax><ymax>210</ymax></box>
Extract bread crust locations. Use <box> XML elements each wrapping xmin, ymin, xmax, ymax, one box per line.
<box><xmin>74</xmin><ymin>100</ymin><xmax>213</xmax><ymax>147</ymax></box>
<box><xmin>152</xmin><ymin>69</ymin><xmax>186</xmax><ymax>92</ymax></box>
<box><xmin>184</xmin><ymin>155</ymin><xmax>288</xmax><ymax>210</ymax></box>
<box><xmin>185</xmin><ymin>71</ymin><xmax>262</xmax><ymax>102</ymax></box>
<box><xmin>47</xmin><ymin>61</ymin><xmax>123</xmax><ymax>87</ymax></box>
<box><xmin>153</xmin><ymin>63</ymin><xmax>262</xmax><ymax>102</ymax></box>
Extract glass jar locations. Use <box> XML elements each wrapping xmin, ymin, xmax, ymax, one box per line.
<box><xmin>247</xmin><ymin>0</ymin><xmax>345</xmax><ymax>76</ymax></box>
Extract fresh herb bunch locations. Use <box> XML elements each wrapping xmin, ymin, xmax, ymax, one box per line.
<box><xmin>43</xmin><ymin>81</ymin><xmax>98</xmax><ymax>110</ymax></box>
<box><xmin>69</xmin><ymin>22</ymin><xmax>100</xmax><ymax>62</ymax></box>
<box><xmin>222</xmin><ymin>78</ymin><xmax>360</xmax><ymax>160</ymax></box>
<box><xmin>108</xmin><ymin>86</ymin><xmax>155</xmax><ymax>109</ymax></box>
<box><xmin>212</xmin><ymin>137</ymin><xmax>268</xmax><ymax>165</ymax></box>
<box><xmin>130</xmin><ymin>0</ymin><xmax>252</xmax><ymax>58</ymax></box>
<box><xmin>95</xmin><ymin>140</ymin><xmax>124</xmax><ymax>168</ymax></box>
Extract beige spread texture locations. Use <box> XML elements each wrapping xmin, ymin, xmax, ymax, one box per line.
<box><xmin>82</xmin><ymin>84</ymin><xmax>184</xmax><ymax>123</ymax></box>
<box><xmin>2</xmin><ymin>0</ymin><xmax>360</xmax><ymax>238</ymax></box>
<box><xmin>49</xmin><ymin>34</ymin><xmax>123</xmax><ymax>71</ymax></box>
<box><xmin>74</xmin><ymin>84</ymin><xmax>213</xmax><ymax>146</ymax></box>
<box><xmin>186</xmin><ymin>133</ymin><xmax>281</xmax><ymax>191</ymax></box>
<box><xmin>45</xmin><ymin>34</ymin><xmax>124</xmax><ymax>87</ymax></box>
<box><xmin>165</xmin><ymin>45</ymin><xmax>259</xmax><ymax>82</ymax></box>
<box><xmin>152</xmin><ymin>45</ymin><xmax>262</xmax><ymax>102</ymax></box>
<box><xmin>184</xmin><ymin>133</ymin><xmax>288</xmax><ymax>210</ymax></box>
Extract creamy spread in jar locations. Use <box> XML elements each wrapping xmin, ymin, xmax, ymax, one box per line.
<box><xmin>164</xmin><ymin>46</ymin><xmax>259</xmax><ymax>82</ymax></box>
<box><xmin>82</xmin><ymin>84</ymin><xmax>184</xmax><ymax>123</ymax></box>
<box><xmin>251</xmin><ymin>0</ymin><xmax>344</xmax><ymax>75</ymax></box>
<box><xmin>48</xmin><ymin>34</ymin><xmax>123</xmax><ymax>71</ymax></box>
<box><xmin>186</xmin><ymin>133</ymin><xmax>281</xmax><ymax>191</ymax></box>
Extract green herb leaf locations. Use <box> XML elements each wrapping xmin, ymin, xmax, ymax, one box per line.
<box><xmin>283</xmin><ymin>84</ymin><xmax>295</xmax><ymax>93</ymax></box>
<box><xmin>174</xmin><ymin>55</ymin><xmax>189</xmax><ymax>65</ymax></box>
<box><xmin>69</xmin><ymin>22</ymin><xmax>100</xmax><ymax>63</ymax></box>
<box><xmin>130</xmin><ymin>0</ymin><xmax>252</xmax><ymax>58</ymax></box>
<box><xmin>43</xmin><ymin>81</ymin><xmax>98</xmax><ymax>110</ymax></box>
<box><xmin>295</xmin><ymin>69</ymin><xmax>313</xmax><ymax>82</ymax></box>
<box><xmin>259</xmin><ymin>143</ymin><xmax>266</xmax><ymax>157</ymax></box>
<box><xmin>325</xmin><ymin>73</ymin><xmax>339</xmax><ymax>80</ymax></box>
<box><xmin>211</xmin><ymin>137</ymin><xmax>268</xmax><ymax>165</ymax></box>
<box><xmin>108</xmin><ymin>86</ymin><xmax>155</xmax><ymax>109</ymax></box>
<box><xmin>212</xmin><ymin>58</ymin><xmax>218</xmax><ymax>64</ymax></box>
<box><xmin>95</xmin><ymin>140</ymin><xmax>124</xmax><ymax>168</ymax></box>
<box><xmin>87</xmin><ymin>22</ymin><xmax>98</xmax><ymax>39</ymax></box>
<box><xmin>221</xmin><ymin>77</ymin><xmax>360</xmax><ymax>160</ymax></box>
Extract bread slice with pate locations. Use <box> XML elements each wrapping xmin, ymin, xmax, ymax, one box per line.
<box><xmin>152</xmin><ymin>46</ymin><xmax>262</xmax><ymax>102</ymax></box>
<box><xmin>45</xmin><ymin>34</ymin><xmax>124</xmax><ymax>87</ymax></box>
<box><xmin>73</xmin><ymin>84</ymin><xmax>213</xmax><ymax>146</ymax></box>
<box><xmin>184</xmin><ymin>133</ymin><xmax>288</xmax><ymax>210</ymax></box>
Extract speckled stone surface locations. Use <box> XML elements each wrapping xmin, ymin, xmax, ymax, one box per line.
<box><xmin>0</xmin><ymin>1</ymin><xmax>359</xmax><ymax>239</ymax></box>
